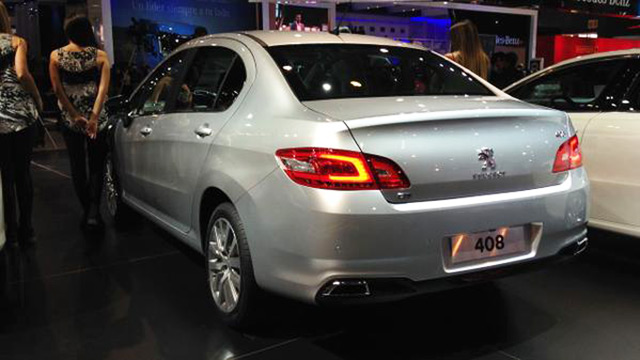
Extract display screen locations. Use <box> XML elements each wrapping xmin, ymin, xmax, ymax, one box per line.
<box><xmin>268</xmin><ymin>44</ymin><xmax>494</xmax><ymax>102</ymax></box>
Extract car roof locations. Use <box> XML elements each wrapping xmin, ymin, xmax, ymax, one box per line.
<box><xmin>187</xmin><ymin>30</ymin><xmax>427</xmax><ymax>50</ymax></box>
<box><xmin>505</xmin><ymin>48</ymin><xmax>640</xmax><ymax>92</ymax></box>
<box><xmin>550</xmin><ymin>48</ymin><xmax>640</xmax><ymax>68</ymax></box>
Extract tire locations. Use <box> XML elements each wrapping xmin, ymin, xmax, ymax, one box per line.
<box><xmin>205</xmin><ymin>202</ymin><xmax>261</xmax><ymax>329</ymax></box>
<box><xmin>104</xmin><ymin>153</ymin><xmax>137</xmax><ymax>228</ymax></box>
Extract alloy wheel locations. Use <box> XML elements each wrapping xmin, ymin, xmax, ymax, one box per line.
<box><xmin>104</xmin><ymin>157</ymin><xmax>118</xmax><ymax>217</ymax></box>
<box><xmin>207</xmin><ymin>217</ymin><xmax>242</xmax><ymax>313</ymax></box>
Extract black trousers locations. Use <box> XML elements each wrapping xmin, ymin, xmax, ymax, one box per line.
<box><xmin>0</xmin><ymin>127</ymin><xmax>34</xmax><ymax>239</ymax></box>
<box><xmin>61</xmin><ymin>128</ymin><xmax>108</xmax><ymax>215</ymax></box>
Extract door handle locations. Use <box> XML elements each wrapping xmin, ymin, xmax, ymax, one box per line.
<box><xmin>140</xmin><ymin>126</ymin><xmax>153</xmax><ymax>136</ymax></box>
<box><xmin>194</xmin><ymin>125</ymin><xmax>213</xmax><ymax>138</ymax></box>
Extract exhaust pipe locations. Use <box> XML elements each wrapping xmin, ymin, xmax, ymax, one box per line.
<box><xmin>321</xmin><ymin>280</ymin><xmax>371</xmax><ymax>297</ymax></box>
<box><xmin>574</xmin><ymin>237</ymin><xmax>588</xmax><ymax>255</ymax></box>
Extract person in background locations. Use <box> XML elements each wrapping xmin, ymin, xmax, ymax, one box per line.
<box><xmin>491</xmin><ymin>52</ymin><xmax>524</xmax><ymax>89</ymax></box>
<box><xmin>0</xmin><ymin>1</ymin><xmax>43</xmax><ymax>248</ymax></box>
<box><xmin>489</xmin><ymin>51</ymin><xmax>506</xmax><ymax>87</ymax></box>
<box><xmin>49</xmin><ymin>15</ymin><xmax>111</xmax><ymax>229</ymax></box>
<box><xmin>290</xmin><ymin>13</ymin><xmax>304</xmax><ymax>32</ymax></box>
<box><xmin>446</xmin><ymin>20</ymin><xmax>490</xmax><ymax>80</ymax></box>
<box><xmin>505</xmin><ymin>52</ymin><xmax>525</xmax><ymax>83</ymax></box>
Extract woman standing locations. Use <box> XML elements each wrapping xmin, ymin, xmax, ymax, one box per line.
<box><xmin>446</xmin><ymin>20</ymin><xmax>490</xmax><ymax>80</ymax></box>
<box><xmin>0</xmin><ymin>2</ymin><xmax>43</xmax><ymax>247</ymax></box>
<box><xmin>50</xmin><ymin>15</ymin><xmax>110</xmax><ymax>228</ymax></box>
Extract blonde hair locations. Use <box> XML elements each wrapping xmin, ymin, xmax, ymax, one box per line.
<box><xmin>0</xmin><ymin>2</ymin><xmax>11</xmax><ymax>34</ymax></box>
<box><xmin>450</xmin><ymin>20</ymin><xmax>490</xmax><ymax>80</ymax></box>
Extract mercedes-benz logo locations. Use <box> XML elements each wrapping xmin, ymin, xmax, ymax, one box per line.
<box><xmin>477</xmin><ymin>147</ymin><xmax>496</xmax><ymax>171</ymax></box>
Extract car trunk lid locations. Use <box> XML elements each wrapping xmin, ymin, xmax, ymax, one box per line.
<box><xmin>303</xmin><ymin>96</ymin><xmax>570</xmax><ymax>203</ymax></box>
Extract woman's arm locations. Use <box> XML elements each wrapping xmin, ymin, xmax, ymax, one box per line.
<box><xmin>13</xmin><ymin>37</ymin><xmax>43</xmax><ymax>113</ymax></box>
<box><xmin>49</xmin><ymin>50</ymin><xmax>87</xmax><ymax>129</ymax></box>
<box><xmin>87</xmin><ymin>50</ymin><xmax>111</xmax><ymax>139</ymax></box>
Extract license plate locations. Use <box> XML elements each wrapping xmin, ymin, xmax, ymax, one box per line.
<box><xmin>450</xmin><ymin>226</ymin><xmax>528</xmax><ymax>265</ymax></box>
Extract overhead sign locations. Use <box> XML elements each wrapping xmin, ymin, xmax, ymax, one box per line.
<box><xmin>561</xmin><ymin>0</ymin><xmax>638</xmax><ymax>16</ymax></box>
<box><xmin>496</xmin><ymin>36</ymin><xmax>523</xmax><ymax>47</ymax></box>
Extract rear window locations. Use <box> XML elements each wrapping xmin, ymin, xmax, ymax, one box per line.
<box><xmin>267</xmin><ymin>44</ymin><xmax>493</xmax><ymax>101</ymax></box>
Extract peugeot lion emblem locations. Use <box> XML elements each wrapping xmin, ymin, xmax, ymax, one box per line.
<box><xmin>478</xmin><ymin>147</ymin><xmax>496</xmax><ymax>171</ymax></box>
<box><xmin>473</xmin><ymin>147</ymin><xmax>505</xmax><ymax>180</ymax></box>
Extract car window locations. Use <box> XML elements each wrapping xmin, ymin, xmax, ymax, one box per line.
<box><xmin>174</xmin><ymin>47</ymin><xmax>237</xmax><ymax>112</ymax></box>
<box><xmin>267</xmin><ymin>44</ymin><xmax>493</xmax><ymax>101</ymax></box>
<box><xmin>510</xmin><ymin>59</ymin><xmax>626</xmax><ymax>112</ymax></box>
<box><xmin>130</xmin><ymin>51</ymin><xmax>191</xmax><ymax>116</ymax></box>
<box><xmin>213</xmin><ymin>57</ymin><xmax>247</xmax><ymax>112</ymax></box>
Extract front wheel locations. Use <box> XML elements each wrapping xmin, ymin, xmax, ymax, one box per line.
<box><xmin>205</xmin><ymin>202</ymin><xmax>261</xmax><ymax>329</ymax></box>
<box><xmin>104</xmin><ymin>153</ymin><xmax>137</xmax><ymax>228</ymax></box>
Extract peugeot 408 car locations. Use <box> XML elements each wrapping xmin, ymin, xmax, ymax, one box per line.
<box><xmin>105</xmin><ymin>31</ymin><xmax>590</xmax><ymax>328</ymax></box>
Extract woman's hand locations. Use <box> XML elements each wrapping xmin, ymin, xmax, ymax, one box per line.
<box><xmin>87</xmin><ymin>112</ymin><xmax>99</xmax><ymax>139</ymax></box>
<box><xmin>73</xmin><ymin>113</ymin><xmax>89</xmax><ymax>129</ymax></box>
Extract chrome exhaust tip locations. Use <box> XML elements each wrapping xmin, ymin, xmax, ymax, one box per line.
<box><xmin>575</xmin><ymin>237</ymin><xmax>588</xmax><ymax>255</ymax></box>
<box><xmin>321</xmin><ymin>280</ymin><xmax>371</xmax><ymax>297</ymax></box>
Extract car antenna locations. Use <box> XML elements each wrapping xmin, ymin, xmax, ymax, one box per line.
<box><xmin>331</xmin><ymin>0</ymin><xmax>352</xmax><ymax>35</ymax></box>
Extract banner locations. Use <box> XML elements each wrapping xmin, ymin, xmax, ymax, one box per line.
<box><xmin>110</xmin><ymin>0</ymin><xmax>255</xmax><ymax>67</ymax></box>
<box><xmin>560</xmin><ymin>0</ymin><xmax>638</xmax><ymax>16</ymax></box>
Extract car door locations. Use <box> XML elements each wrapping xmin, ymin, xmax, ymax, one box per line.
<box><xmin>140</xmin><ymin>41</ymin><xmax>253</xmax><ymax>233</ymax></box>
<box><xmin>117</xmin><ymin>50</ymin><xmax>193</xmax><ymax>205</ymax></box>
<box><xmin>582</xmin><ymin>59</ymin><xmax>640</xmax><ymax>233</ymax></box>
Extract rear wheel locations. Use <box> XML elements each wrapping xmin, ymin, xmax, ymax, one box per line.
<box><xmin>104</xmin><ymin>154</ymin><xmax>136</xmax><ymax>228</ymax></box>
<box><xmin>205</xmin><ymin>202</ymin><xmax>261</xmax><ymax>328</ymax></box>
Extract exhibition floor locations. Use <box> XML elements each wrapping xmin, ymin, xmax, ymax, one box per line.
<box><xmin>1</xmin><ymin>151</ymin><xmax>639</xmax><ymax>360</ymax></box>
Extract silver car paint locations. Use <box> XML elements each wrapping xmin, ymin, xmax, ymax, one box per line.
<box><xmin>304</xmin><ymin>97</ymin><xmax>572</xmax><ymax>203</ymax></box>
<box><xmin>113</xmin><ymin>32</ymin><xmax>590</xmax><ymax>303</ymax></box>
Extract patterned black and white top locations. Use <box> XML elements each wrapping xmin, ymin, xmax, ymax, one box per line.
<box><xmin>56</xmin><ymin>46</ymin><xmax>107</xmax><ymax>133</ymax></box>
<box><xmin>0</xmin><ymin>34</ymin><xmax>38</xmax><ymax>134</ymax></box>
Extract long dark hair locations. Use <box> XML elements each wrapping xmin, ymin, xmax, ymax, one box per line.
<box><xmin>64</xmin><ymin>15</ymin><xmax>98</xmax><ymax>48</ymax></box>
<box><xmin>450</xmin><ymin>20</ymin><xmax>489</xmax><ymax>79</ymax></box>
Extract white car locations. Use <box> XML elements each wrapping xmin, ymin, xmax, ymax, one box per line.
<box><xmin>506</xmin><ymin>49</ymin><xmax>640</xmax><ymax>237</ymax></box>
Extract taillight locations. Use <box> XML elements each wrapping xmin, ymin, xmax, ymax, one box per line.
<box><xmin>276</xmin><ymin>148</ymin><xmax>410</xmax><ymax>190</ymax></box>
<box><xmin>552</xmin><ymin>135</ymin><xmax>582</xmax><ymax>173</ymax></box>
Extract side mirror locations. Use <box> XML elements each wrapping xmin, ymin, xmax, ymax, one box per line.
<box><xmin>122</xmin><ymin>112</ymin><xmax>134</xmax><ymax>128</ymax></box>
<box><xmin>106</xmin><ymin>95</ymin><xmax>134</xmax><ymax>128</ymax></box>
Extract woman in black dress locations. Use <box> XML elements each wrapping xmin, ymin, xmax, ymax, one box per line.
<box><xmin>50</xmin><ymin>16</ymin><xmax>111</xmax><ymax>228</ymax></box>
<box><xmin>0</xmin><ymin>2</ymin><xmax>43</xmax><ymax>247</ymax></box>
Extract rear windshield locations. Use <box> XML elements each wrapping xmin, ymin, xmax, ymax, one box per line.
<box><xmin>267</xmin><ymin>44</ymin><xmax>494</xmax><ymax>101</ymax></box>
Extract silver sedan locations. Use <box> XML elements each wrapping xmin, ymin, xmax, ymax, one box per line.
<box><xmin>105</xmin><ymin>31</ymin><xmax>589</xmax><ymax>328</ymax></box>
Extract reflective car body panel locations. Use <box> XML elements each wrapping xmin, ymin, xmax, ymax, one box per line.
<box><xmin>238</xmin><ymin>167</ymin><xmax>588</xmax><ymax>302</ymax></box>
<box><xmin>506</xmin><ymin>49</ymin><xmax>640</xmax><ymax>237</ymax></box>
<box><xmin>581</xmin><ymin>112</ymin><xmax>640</xmax><ymax>237</ymax></box>
<box><xmin>305</xmin><ymin>96</ymin><xmax>571</xmax><ymax>203</ymax></box>
<box><xmin>111</xmin><ymin>31</ymin><xmax>590</xmax><ymax>303</ymax></box>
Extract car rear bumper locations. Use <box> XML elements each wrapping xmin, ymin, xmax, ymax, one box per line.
<box><xmin>315</xmin><ymin>232</ymin><xmax>587</xmax><ymax>305</ymax></box>
<box><xmin>236</xmin><ymin>167</ymin><xmax>590</xmax><ymax>304</ymax></box>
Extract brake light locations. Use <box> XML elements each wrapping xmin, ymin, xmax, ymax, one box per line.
<box><xmin>368</xmin><ymin>155</ymin><xmax>411</xmax><ymax>189</ymax></box>
<box><xmin>552</xmin><ymin>135</ymin><xmax>582</xmax><ymax>173</ymax></box>
<box><xmin>276</xmin><ymin>148</ymin><xmax>410</xmax><ymax>190</ymax></box>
